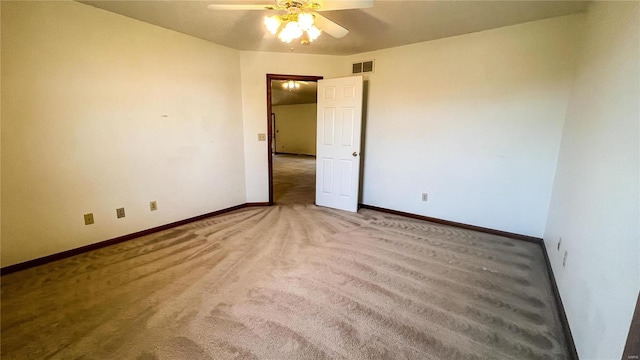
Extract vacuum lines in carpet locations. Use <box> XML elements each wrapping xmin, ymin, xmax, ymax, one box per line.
<box><xmin>1</xmin><ymin>204</ymin><xmax>569</xmax><ymax>359</ymax></box>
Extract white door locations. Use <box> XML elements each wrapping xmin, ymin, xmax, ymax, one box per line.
<box><xmin>316</xmin><ymin>76</ymin><xmax>364</xmax><ymax>212</ymax></box>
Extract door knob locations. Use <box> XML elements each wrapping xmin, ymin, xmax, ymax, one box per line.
<box><xmin>352</xmin><ymin>152</ymin><xmax>358</xmax><ymax>157</ymax></box>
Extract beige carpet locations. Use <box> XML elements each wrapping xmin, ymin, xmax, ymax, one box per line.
<box><xmin>0</xmin><ymin>155</ymin><xmax>569</xmax><ymax>359</ymax></box>
<box><xmin>273</xmin><ymin>154</ymin><xmax>316</xmax><ymax>205</ymax></box>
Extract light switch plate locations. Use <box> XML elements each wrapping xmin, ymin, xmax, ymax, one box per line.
<box><xmin>258</xmin><ymin>133</ymin><xmax>266</xmax><ymax>141</ymax></box>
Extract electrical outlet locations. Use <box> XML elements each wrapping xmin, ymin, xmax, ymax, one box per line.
<box><xmin>422</xmin><ymin>193</ymin><xmax>428</xmax><ymax>202</ymax></box>
<box><xmin>84</xmin><ymin>213</ymin><xmax>94</xmax><ymax>225</ymax></box>
<box><xmin>150</xmin><ymin>201</ymin><xmax>158</xmax><ymax>211</ymax></box>
<box><xmin>258</xmin><ymin>133</ymin><xmax>266</xmax><ymax>141</ymax></box>
<box><xmin>563</xmin><ymin>251</ymin><xmax>568</xmax><ymax>267</ymax></box>
<box><xmin>116</xmin><ymin>207</ymin><xmax>125</xmax><ymax>219</ymax></box>
<box><xmin>557</xmin><ymin>237</ymin><xmax>562</xmax><ymax>251</ymax></box>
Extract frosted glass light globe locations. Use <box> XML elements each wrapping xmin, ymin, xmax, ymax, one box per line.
<box><xmin>264</xmin><ymin>16</ymin><xmax>281</xmax><ymax>35</ymax></box>
<box><xmin>283</xmin><ymin>21</ymin><xmax>303</xmax><ymax>40</ymax></box>
<box><xmin>307</xmin><ymin>25</ymin><xmax>321</xmax><ymax>42</ymax></box>
<box><xmin>298</xmin><ymin>12</ymin><xmax>314</xmax><ymax>31</ymax></box>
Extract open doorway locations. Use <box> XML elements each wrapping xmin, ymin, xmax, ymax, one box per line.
<box><xmin>266</xmin><ymin>74</ymin><xmax>323</xmax><ymax>205</ymax></box>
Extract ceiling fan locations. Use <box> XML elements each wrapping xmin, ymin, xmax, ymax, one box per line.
<box><xmin>207</xmin><ymin>0</ymin><xmax>374</xmax><ymax>44</ymax></box>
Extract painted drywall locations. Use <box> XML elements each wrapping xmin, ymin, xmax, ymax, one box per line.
<box><xmin>273</xmin><ymin>104</ymin><xmax>317</xmax><ymax>156</ymax></box>
<box><xmin>1</xmin><ymin>1</ymin><xmax>246</xmax><ymax>266</ymax></box>
<box><xmin>344</xmin><ymin>15</ymin><xmax>583</xmax><ymax>237</ymax></box>
<box><xmin>240</xmin><ymin>51</ymin><xmax>343</xmax><ymax>202</ymax></box>
<box><xmin>544</xmin><ymin>2</ymin><xmax>640</xmax><ymax>359</ymax></box>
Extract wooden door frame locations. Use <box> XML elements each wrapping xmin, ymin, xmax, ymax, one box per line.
<box><xmin>271</xmin><ymin>112</ymin><xmax>276</xmax><ymax>155</ymax></box>
<box><xmin>266</xmin><ymin>74</ymin><xmax>323</xmax><ymax>205</ymax></box>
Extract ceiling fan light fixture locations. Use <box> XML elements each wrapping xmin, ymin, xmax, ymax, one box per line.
<box><xmin>283</xmin><ymin>80</ymin><xmax>301</xmax><ymax>90</ymax></box>
<box><xmin>262</xmin><ymin>5</ymin><xmax>322</xmax><ymax>45</ymax></box>
<box><xmin>210</xmin><ymin>0</ymin><xmax>356</xmax><ymax>44</ymax></box>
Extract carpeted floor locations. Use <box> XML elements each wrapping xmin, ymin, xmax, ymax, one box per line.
<box><xmin>0</xmin><ymin>155</ymin><xmax>569</xmax><ymax>359</ymax></box>
<box><xmin>273</xmin><ymin>154</ymin><xmax>316</xmax><ymax>205</ymax></box>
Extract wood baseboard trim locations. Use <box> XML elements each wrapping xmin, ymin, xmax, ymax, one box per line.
<box><xmin>1</xmin><ymin>203</ymin><xmax>249</xmax><ymax>276</ymax></box>
<box><xmin>274</xmin><ymin>152</ymin><xmax>316</xmax><ymax>158</ymax></box>
<box><xmin>246</xmin><ymin>202</ymin><xmax>271</xmax><ymax>207</ymax></box>
<box><xmin>541</xmin><ymin>241</ymin><xmax>579</xmax><ymax>360</ymax></box>
<box><xmin>359</xmin><ymin>203</ymin><xmax>577</xmax><ymax>359</ymax></box>
<box><xmin>1</xmin><ymin>199</ymin><xmax>580</xmax><ymax>358</ymax></box>
<box><xmin>623</xmin><ymin>292</ymin><xmax>640</xmax><ymax>359</ymax></box>
<box><xmin>359</xmin><ymin>204</ymin><xmax>542</xmax><ymax>243</ymax></box>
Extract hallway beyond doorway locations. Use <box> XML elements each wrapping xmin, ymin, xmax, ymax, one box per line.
<box><xmin>273</xmin><ymin>154</ymin><xmax>315</xmax><ymax>205</ymax></box>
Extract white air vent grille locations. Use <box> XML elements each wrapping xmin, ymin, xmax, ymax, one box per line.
<box><xmin>352</xmin><ymin>60</ymin><xmax>374</xmax><ymax>74</ymax></box>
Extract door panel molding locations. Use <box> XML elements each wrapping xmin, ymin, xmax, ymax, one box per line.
<box><xmin>315</xmin><ymin>76</ymin><xmax>364</xmax><ymax>212</ymax></box>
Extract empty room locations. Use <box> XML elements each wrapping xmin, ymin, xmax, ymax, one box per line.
<box><xmin>1</xmin><ymin>1</ymin><xmax>638</xmax><ymax>359</ymax></box>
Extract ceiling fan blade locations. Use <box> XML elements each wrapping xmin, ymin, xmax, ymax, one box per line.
<box><xmin>207</xmin><ymin>3</ymin><xmax>277</xmax><ymax>11</ymax></box>
<box><xmin>314</xmin><ymin>0</ymin><xmax>373</xmax><ymax>11</ymax></box>
<box><xmin>313</xmin><ymin>13</ymin><xmax>349</xmax><ymax>38</ymax></box>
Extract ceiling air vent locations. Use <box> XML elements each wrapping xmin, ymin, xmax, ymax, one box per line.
<box><xmin>352</xmin><ymin>60</ymin><xmax>374</xmax><ymax>74</ymax></box>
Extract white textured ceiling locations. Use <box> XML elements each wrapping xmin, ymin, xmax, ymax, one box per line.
<box><xmin>80</xmin><ymin>0</ymin><xmax>589</xmax><ymax>56</ymax></box>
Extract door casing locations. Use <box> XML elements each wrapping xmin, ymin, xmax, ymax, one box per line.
<box><xmin>266</xmin><ymin>74</ymin><xmax>323</xmax><ymax>205</ymax></box>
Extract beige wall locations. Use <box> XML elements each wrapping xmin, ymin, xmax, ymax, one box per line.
<box><xmin>544</xmin><ymin>2</ymin><xmax>639</xmax><ymax>359</ymax></box>
<box><xmin>273</xmin><ymin>104</ymin><xmax>317</xmax><ymax>156</ymax></box>
<box><xmin>1</xmin><ymin>1</ymin><xmax>246</xmax><ymax>266</ymax></box>
<box><xmin>3</xmin><ymin>5</ymin><xmax>638</xmax><ymax>358</ymax></box>
<box><xmin>344</xmin><ymin>14</ymin><xmax>583</xmax><ymax>238</ymax></box>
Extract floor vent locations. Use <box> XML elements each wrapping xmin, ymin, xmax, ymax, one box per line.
<box><xmin>352</xmin><ymin>60</ymin><xmax>374</xmax><ymax>74</ymax></box>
